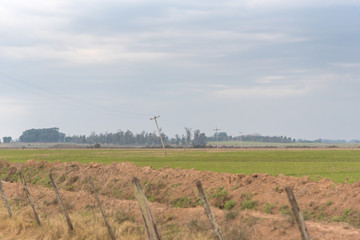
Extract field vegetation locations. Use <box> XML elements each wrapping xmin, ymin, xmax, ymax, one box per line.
<box><xmin>1</xmin><ymin>148</ymin><xmax>360</xmax><ymax>183</ymax></box>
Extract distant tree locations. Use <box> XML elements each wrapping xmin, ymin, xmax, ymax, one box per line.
<box><xmin>174</xmin><ymin>134</ymin><xmax>181</xmax><ymax>145</ymax></box>
<box><xmin>185</xmin><ymin>127</ymin><xmax>192</xmax><ymax>145</ymax></box>
<box><xmin>193</xmin><ymin>130</ymin><xmax>207</xmax><ymax>147</ymax></box>
<box><xmin>3</xmin><ymin>136</ymin><xmax>12</xmax><ymax>143</ymax></box>
<box><xmin>19</xmin><ymin>128</ymin><xmax>65</xmax><ymax>143</ymax></box>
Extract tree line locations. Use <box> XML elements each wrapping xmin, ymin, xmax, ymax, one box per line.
<box><xmin>1</xmin><ymin>127</ymin><xmax>307</xmax><ymax>146</ymax></box>
<box><xmin>214</xmin><ymin>132</ymin><xmax>295</xmax><ymax>143</ymax></box>
<box><xmin>5</xmin><ymin>127</ymin><xmax>207</xmax><ymax>147</ymax></box>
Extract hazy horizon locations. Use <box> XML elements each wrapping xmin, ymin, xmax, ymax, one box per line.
<box><xmin>1</xmin><ymin>1</ymin><xmax>359</xmax><ymax>140</ymax></box>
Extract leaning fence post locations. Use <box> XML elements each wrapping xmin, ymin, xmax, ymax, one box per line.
<box><xmin>89</xmin><ymin>177</ymin><xmax>116</xmax><ymax>240</ymax></box>
<box><xmin>285</xmin><ymin>186</ymin><xmax>311</xmax><ymax>240</ymax></box>
<box><xmin>19</xmin><ymin>172</ymin><xmax>41</xmax><ymax>226</ymax></box>
<box><xmin>132</xmin><ymin>177</ymin><xmax>161</xmax><ymax>240</ymax></box>
<box><xmin>49</xmin><ymin>173</ymin><xmax>74</xmax><ymax>232</ymax></box>
<box><xmin>195</xmin><ymin>180</ymin><xmax>224</xmax><ymax>240</ymax></box>
<box><xmin>0</xmin><ymin>176</ymin><xmax>12</xmax><ymax>218</ymax></box>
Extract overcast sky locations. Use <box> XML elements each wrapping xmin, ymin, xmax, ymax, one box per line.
<box><xmin>1</xmin><ymin>0</ymin><xmax>360</xmax><ymax>140</ymax></box>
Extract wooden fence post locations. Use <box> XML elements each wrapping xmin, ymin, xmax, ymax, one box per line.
<box><xmin>285</xmin><ymin>186</ymin><xmax>311</xmax><ymax>240</ymax></box>
<box><xmin>89</xmin><ymin>177</ymin><xmax>116</xmax><ymax>240</ymax></box>
<box><xmin>132</xmin><ymin>177</ymin><xmax>161</xmax><ymax>240</ymax></box>
<box><xmin>195</xmin><ymin>180</ymin><xmax>224</xmax><ymax>240</ymax></box>
<box><xmin>0</xmin><ymin>176</ymin><xmax>12</xmax><ymax>218</ymax></box>
<box><xmin>19</xmin><ymin>172</ymin><xmax>41</xmax><ymax>226</ymax></box>
<box><xmin>49</xmin><ymin>173</ymin><xmax>74</xmax><ymax>232</ymax></box>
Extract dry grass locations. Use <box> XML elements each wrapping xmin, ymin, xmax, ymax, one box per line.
<box><xmin>0</xmin><ymin>206</ymin><xmax>147</xmax><ymax>240</ymax></box>
<box><xmin>0</xmin><ymin>205</ymin><xmax>218</xmax><ymax>240</ymax></box>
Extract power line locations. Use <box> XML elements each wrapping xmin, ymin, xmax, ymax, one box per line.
<box><xmin>0</xmin><ymin>71</ymin><xmax>150</xmax><ymax>118</ymax></box>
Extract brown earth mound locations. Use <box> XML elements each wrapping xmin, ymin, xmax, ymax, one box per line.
<box><xmin>0</xmin><ymin>160</ymin><xmax>360</xmax><ymax>239</ymax></box>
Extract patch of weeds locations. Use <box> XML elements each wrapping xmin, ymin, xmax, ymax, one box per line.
<box><xmin>38</xmin><ymin>162</ymin><xmax>45</xmax><ymax>170</ymax></box>
<box><xmin>316</xmin><ymin>210</ymin><xmax>325</xmax><ymax>221</ymax></box>
<box><xmin>273</xmin><ymin>185</ymin><xmax>279</xmax><ymax>192</ymax></box>
<box><xmin>38</xmin><ymin>177</ymin><xmax>52</xmax><ymax>187</ymax></box>
<box><xmin>170</xmin><ymin>183</ymin><xmax>182</xmax><ymax>188</ymax></box>
<box><xmin>326</xmin><ymin>200</ymin><xmax>333</xmax><ymax>207</ymax></box>
<box><xmin>43</xmin><ymin>198</ymin><xmax>58</xmax><ymax>206</ymax></box>
<box><xmin>82</xmin><ymin>178</ymin><xmax>89</xmax><ymax>185</ymax></box>
<box><xmin>127</xmin><ymin>195</ymin><xmax>135</xmax><ymax>200</ymax></box>
<box><xmin>31</xmin><ymin>175</ymin><xmax>42</xmax><ymax>184</ymax></box>
<box><xmin>331</xmin><ymin>208</ymin><xmax>360</xmax><ymax>227</ymax></box>
<box><xmin>280</xmin><ymin>205</ymin><xmax>291</xmax><ymax>215</ymax></box>
<box><xmin>67</xmin><ymin>175</ymin><xmax>79</xmax><ymax>184</ymax></box>
<box><xmin>264</xmin><ymin>203</ymin><xmax>275</xmax><ymax>214</ymax></box>
<box><xmin>148</xmin><ymin>194</ymin><xmax>156</xmax><ymax>202</ymax></box>
<box><xmin>211</xmin><ymin>187</ymin><xmax>230</xmax><ymax>209</ymax></box>
<box><xmin>195</xmin><ymin>197</ymin><xmax>202</xmax><ymax>206</ymax></box>
<box><xmin>313</xmin><ymin>205</ymin><xmax>326</xmax><ymax>221</ymax></box>
<box><xmin>9</xmin><ymin>171</ymin><xmax>19</xmax><ymax>182</ymax></box>
<box><xmin>302</xmin><ymin>210</ymin><xmax>312</xmax><ymax>221</ymax></box>
<box><xmin>243</xmin><ymin>216</ymin><xmax>261</xmax><ymax>227</ymax></box>
<box><xmin>163</xmin><ymin>223</ymin><xmax>181</xmax><ymax>238</ymax></box>
<box><xmin>11</xmin><ymin>198</ymin><xmax>27</xmax><ymax>208</ymax></box>
<box><xmin>240</xmin><ymin>192</ymin><xmax>258</xmax><ymax>210</ymax></box>
<box><xmin>64</xmin><ymin>201</ymin><xmax>73</xmax><ymax>211</ymax></box>
<box><xmin>58</xmin><ymin>174</ymin><xmax>66</xmax><ymax>183</ymax></box>
<box><xmin>224</xmin><ymin>217</ymin><xmax>253</xmax><ymax>240</ymax></box>
<box><xmin>164</xmin><ymin>214</ymin><xmax>176</xmax><ymax>222</ymax></box>
<box><xmin>64</xmin><ymin>184</ymin><xmax>74</xmax><ymax>191</ymax></box>
<box><xmin>187</xmin><ymin>219</ymin><xmax>207</xmax><ymax>232</ymax></box>
<box><xmin>231</xmin><ymin>185</ymin><xmax>240</xmax><ymax>190</ymax></box>
<box><xmin>84</xmin><ymin>204</ymin><xmax>96</xmax><ymax>210</ymax></box>
<box><xmin>171</xmin><ymin>196</ymin><xmax>194</xmax><ymax>208</ymax></box>
<box><xmin>240</xmin><ymin>193</ymin><xmax>253</xmax><ymax>200</ymax></box>
<box><xmin>69</xmin><ymin>164</ymin><xmax>79</xmax><ymax>171</ymax></box>
<box><xmin>224</xmin><ymin>199</ymin><xmax>236</xmax><ymax>210</ymax></box>
<box><xmin>241</xmin><ymin>199</ymin><xmax>258</xmax><ymax>210</ymax></box>
<box><xmin>144</xmin><ymin>181</ymin><xmax>167</xmax><ymax>192</ymax></box>
<box><xmin>225</xmin><ymin>211</ymin><xmax>239</xmax><ymax>221</ymax></box>
<box><xmin>144</xmin><ymin>181</ymin><xmax>167</xmax><ymax>203</ymax></box>
<box><xmin>115</xmin><ymin>210</ymin><xmax>135</xmax><ymax>224</ymax></box>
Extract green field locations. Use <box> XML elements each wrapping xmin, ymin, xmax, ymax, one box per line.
<box><xmin>1</xmin><ymin>148</ymin><xmax>360</xmax><ymax>183</ymax></box>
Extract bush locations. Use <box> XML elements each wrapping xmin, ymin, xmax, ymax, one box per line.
<box><xmin>224</xmin><ymin>200</ymin><xmax>236</xmax><ymax>210</ymax></box>
<box><xmin>264</xmin><ymin>203</ymin><xmax>275</xmax><ymax>214</ymax></box>
<box><xmin>171</xmin><ymin>197</ymin><xmax>194</xmax><ymax>208</ymax></box>
<box><xmin>211</xmin><ymin>187</ymin><xmax>230</xmax><ymax>209</ymax></box>
<box><xmin>225</xmin><ymin>211</ymin><xmax>238</xmax><ymax>221</ymax></box>
<box><xmin>241</xmin><ymin>199</ymin><xmax>258</xmax><ymax>210</ymax></box>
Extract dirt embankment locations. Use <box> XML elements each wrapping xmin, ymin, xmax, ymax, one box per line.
<box><xmin>1</xmin><ymin>160</ymin><xmax>360</xmax><ymax>239</ymax></box>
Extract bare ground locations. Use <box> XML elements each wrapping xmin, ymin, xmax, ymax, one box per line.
<box><xmin>0</xmin><ymin>160</ymin><xmax>360</xmax><ymax>239</ymax></box>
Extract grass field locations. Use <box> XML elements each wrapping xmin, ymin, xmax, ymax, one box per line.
<box><xmin>1</xmin><ymin>148</ymin><xmax>360</xmax><ymax>183</ymax></box>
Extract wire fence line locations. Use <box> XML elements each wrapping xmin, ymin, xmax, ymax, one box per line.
<box><xmin>0</xmin><ymin>173</ymin><xmax>310</xmax><ymax>240</ymax></box>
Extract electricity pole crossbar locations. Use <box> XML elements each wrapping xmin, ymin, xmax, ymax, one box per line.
<box><xmin>150</xmin><ymin>115</ymin><xmax>167</xmax><ymax>155</ymax></box>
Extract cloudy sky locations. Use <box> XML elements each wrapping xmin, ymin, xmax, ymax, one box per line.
<box><xmin>0</xmin><ymin>0</ymin><xmax>359</xmax><ymax>140</ymax></box>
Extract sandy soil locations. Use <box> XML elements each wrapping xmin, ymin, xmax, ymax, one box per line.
<box><xmin>1</xmin><ymin>160</ymin><xmax>360</xmax><ymax>239</ymax></box>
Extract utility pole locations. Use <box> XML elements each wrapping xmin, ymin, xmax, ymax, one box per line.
<box><xmin>213</xmin><ymin>128</ymin><xmax>220</xmax><ymax>148</ymax></box>
<box><xmin>239</xmin><ymin>132</ymin><xmax>244</xmax><ymax>148</ymax></box>
<box><xmin>150</xmin><ymin>115</ymin><xmax>166</xmax><ymax>155</ymax></box>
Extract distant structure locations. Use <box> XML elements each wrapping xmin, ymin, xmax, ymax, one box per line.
<box><xmin>213</xmin><ymin>128</ymin><xmax>220</xmax><ymax>148</ymax></box>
